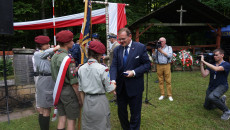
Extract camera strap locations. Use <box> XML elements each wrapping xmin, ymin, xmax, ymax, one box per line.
<box><xmin>156</xmin><ymin>50</ymin><xmax>159</xmax><ymax>64</ymax></box>
<box><xmin>156</xmin><ymin>45</ymin><xmax>172</xmax><ymax>64</ymax></box>
<box><xmin>166</xmin><ymin>46</ymin><xmax>172</xmax><ymax>64</ymax></box>
<box><xmin>166</xmin><ymin>46</ymin><xmax>169</xmax><ymax>64</ymax></box>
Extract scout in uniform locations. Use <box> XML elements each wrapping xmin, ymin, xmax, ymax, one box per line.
<box><xmin>78</xmin><ymin>40</ymin><xmax>116</xmax><ymax>130</ymax></box>
<box><xmin>51</xmin><ymin>30</ymin><xmax>82</xmax><ymax>130</ymax></box>
<box><xmin>33</xmin><ymin>35</ymin><xmax>60</xmax><ymax>130</ymax></box>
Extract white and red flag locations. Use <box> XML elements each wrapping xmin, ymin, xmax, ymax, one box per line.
<box><xmin>108</xmin><ymin>3</ymin><xmax>127</xmax><ymax>35</ymax></box>
<box><xmin>53</xmin><ymin>56</ymin><xmax>71</xmax><ymax>106</ymax></box>
<box><xmin>13</xmin><ymin>3</ymin><xmax>127</xmax><ymax>33</ymax></box>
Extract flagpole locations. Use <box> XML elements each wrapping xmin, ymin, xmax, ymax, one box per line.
<box><xmin>83</xmin><ymin>0</ymin><xmax>129</xmax><ymax>65</ymax></box>
<box><xmin>52</xmin><ymin>0</ymin><xmax>56</xmax><ymax>46</ymax></box>
<box><xmin>87</xmin><ymin>0</ymin><xmax>129</xmax><ymax>56</ymax></box>
<box><xmin>105</xmin><ymin>0</ymin><xmax>109</xmax><ymax>57</ymax></box>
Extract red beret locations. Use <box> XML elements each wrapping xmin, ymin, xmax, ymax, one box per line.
<box><xmin>34</xmin><ymin>36</ymin><xmax>50</xmax><ymax>44</ymax></box>
<box><xmin>56</xmin><ymin>30</ymin><xmax>73</xmax><ymax>43</ymax></box>
<box><xmin>89</xmin><ymin>41</ymin><xmax>106</xmax><ymax>54</ymax></box>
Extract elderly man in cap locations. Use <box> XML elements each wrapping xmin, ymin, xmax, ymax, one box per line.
<box><xmin>102</xmin><ymin>33</ymin><xmax>120</xmax><ymax>103</ymax></box>
<box><xmin>33</xmin><ymin>35</ymin><xmax>60</xmax><ymax>130</ymax></box>
<box><xmin>51</xmin><ymin>30</ymin><xmax>82</xmax><ymax>130</ymax></box>
<box><xmin>92</xmin><ymin>33</ymin><xmax>101</xmax><ymax>42</ymax></box>
<box><xmin>102</xmin><ymin>33</ymin><xmax>120</xmax><ymax>68</ymax></box>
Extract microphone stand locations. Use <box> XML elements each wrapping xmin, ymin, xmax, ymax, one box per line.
<box><xmin>144</xmin><ymin>71</ymin><xmax>156</xmax><ymax>107</ymax></box>
<box><xmin>0</xmin><ymin>40</ymin><xmax>29</xmax><ymax>124</ymax></box>
<box><xmin>0</xmin><ymin>44</ymin><xmax>11</xmax><ymax>124</ymax></box>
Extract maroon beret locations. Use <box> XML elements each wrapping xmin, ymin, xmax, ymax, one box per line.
<box><xmin>34</xmin><ymin>36</ymin><xmax>50</xmax><ymax>44</ymax></box>
<box><xmin>56</xmin><ymin>30</ymin><xmax>73</xmax><ymax>43</ymax></box>
<box><xmin>89</xmin><ymin>41</ymin><xmax>106</xmax><ymax>54</ymax></box>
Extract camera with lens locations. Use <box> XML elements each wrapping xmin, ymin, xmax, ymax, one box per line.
<box><xmin>197</xmin><ymin>53</ymin><xmax>215</xmax><ymax>63</ymax></box>
<box><xmin>146</xmin><ymin>40</ymin><xmax>162</xmax><ymax>52</ymax></box>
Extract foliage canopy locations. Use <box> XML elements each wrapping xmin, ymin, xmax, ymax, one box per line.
<box><xmin>1</xmin><ymin>0</ymin><xmax>230</xmax><ymax>50</ymax></box>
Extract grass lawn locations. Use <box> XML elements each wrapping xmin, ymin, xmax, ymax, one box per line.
<box><xmin>0</xmin><ymin>71</ymin><xmax>230</xmax><ymax>129</ymax></box>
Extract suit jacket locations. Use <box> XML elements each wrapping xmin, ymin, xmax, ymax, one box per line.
<box><xmin>110</xmin><ymin>41</ymin><xmax>151</xmax><ymax>97</ymax></box>
<box><xmin>104</xmin><ymin>41</ymin><xmax>120</xmax><ymax>67</ymax></box>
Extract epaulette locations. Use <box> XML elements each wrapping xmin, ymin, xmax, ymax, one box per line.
<box><xmin>68</xmin><ymin>54</ymin><xmax>73</xmax><ymax>59</ymax></box>
<box><xmin>101</xmin><ymin>63</ymin><xmax>107</xmax><ymax>67</ymax></box>
<box><xmin>88</xmin><ymin>61</ymin><xmax>96</xmax><ymax>65</ymax></box>
<box><xmin>100</xmin><ymin>63</ymin><xmax>109</xmax><ymax>72</ymax></box>
<box><xmin>56</xmin><ymin>50</ymin><xmax>63</xmax><ymax>54</ymax></box>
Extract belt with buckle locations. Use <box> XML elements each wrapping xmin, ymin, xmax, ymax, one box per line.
<box><xmin>85</xmin><ymin>93</ymin><xmax>105</xmax><ymax>96</ymax></box>
<box><xmin>39</xmin><ymin>73</ymin><xmax>52</xmax><ymax>76</ymax></box>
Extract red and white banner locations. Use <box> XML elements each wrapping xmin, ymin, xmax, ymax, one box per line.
<box><xmin>14</xmin><ymin>3</ymin><xmax>127</xmax><ymax>33</ymax></box>
<box><xmin>14</xmin><ymin>8</ymin><xmax>105</xmax><ymax>30</ymax></box>
<box><xmin>109</xmin><ymin>3</ymin><xmax>127</xmax><ymax>35</ymax></box>
<box><xmin>53</xmin><ymin>56</ymin><xmax>71</xmax><ymax>106</ymax></box>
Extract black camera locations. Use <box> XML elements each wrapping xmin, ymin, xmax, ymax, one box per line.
<box><xmin>197</xmin><ymin>53</ymin><xmax>215</xmax><ymax>63</ymax></box>
<box><xmin>146</xmin><ymin>41</ymin><xmax>162</xmax><ymax>51</ymax></box>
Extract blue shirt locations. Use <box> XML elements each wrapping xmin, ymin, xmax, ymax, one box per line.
<box><xmin>69</xmin><ymin>43</ymin><xmax>81</xmax><ymax>66</ymax></box>
<box><xmin>208</xmin><ymin>61</ymin><xmax>230</xmax><ymax>91</ymax></box>
<box><xmin>152</xmin><ymin>45</ymin><xmax>172</xmax><ymax>64</ymax></box>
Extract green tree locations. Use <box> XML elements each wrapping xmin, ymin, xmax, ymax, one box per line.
<box><xmin>201</xmin><ymin>0</ymin><xmax>230</xmax><ymax>18</ymax></box>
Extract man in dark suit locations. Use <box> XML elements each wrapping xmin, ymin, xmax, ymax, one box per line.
<box><xmin>110</xmin><ymin>28</ymin><xmax>151</xmax><ymax>130</ymax></box>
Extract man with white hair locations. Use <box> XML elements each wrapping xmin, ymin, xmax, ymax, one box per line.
<box><xmin>152</xmin><ymin>37</ymin><xmax>173</xmax><ymax>101</ymax></box>
<box><xmin>102</xmin><ymin>33</ymin><xmax>120</xmax><ymax>68</ymax></box>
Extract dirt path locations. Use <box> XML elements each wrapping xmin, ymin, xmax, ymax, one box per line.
<box><xmin>0</xmin><ymin>107</ymin><xmax>36</xmax><ymax>122</ymax></box>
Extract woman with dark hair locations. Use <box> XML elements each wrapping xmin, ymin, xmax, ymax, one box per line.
<box><xmin>33</xmin><ymin>35</ymin><xmax>60</xmax><ymax>130</ymax></box>
<box><xmin>78</xmin><ymin>40</ymin><xmax>116</xmax><ymax>130</ymax></box>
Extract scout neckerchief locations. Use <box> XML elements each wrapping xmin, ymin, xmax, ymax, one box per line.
<box><xmin>53</xmin><ymin>55</ymin><xmax>72</xmax><ymax>106</ymax></box>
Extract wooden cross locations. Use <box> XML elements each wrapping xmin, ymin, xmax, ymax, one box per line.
<box><xmin>177</xmin><ymin>5</ymin><xmax>187</xmax><ymax>25</ymax></box>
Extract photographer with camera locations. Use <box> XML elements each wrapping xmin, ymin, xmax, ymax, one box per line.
<box><xmin>200</xmin><ymin>48</ymin><xmax>230</xmax><ymax>120</ymax></box>
<box><xmin>152</xmin><ymin>37</ymin><xmax>173</xmax><ymax>101</ymax></box>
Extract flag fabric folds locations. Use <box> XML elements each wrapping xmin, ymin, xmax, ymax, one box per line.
<box><xmin>14</xmin><ymin>8</ymin><xmax>104</xmax><ymax>30</ymax></box>
<box><xmin>80</xmin><ymin>0</ymin><xmax>92</xmax><ymax>64</ymax></box>
<box><xmin>13</xmin><ymin>4</ymin><xmax>127</xmax><ymax>33</ymax></box>
<box><xmin>109</xmin><ymin>3</ymin><xmax>127</xmax><ymax>35</ymax></box>
<box><xmin>81</xmin><ymin>0</ymin><xmax>92</xmax><ymax>47</ymax></box>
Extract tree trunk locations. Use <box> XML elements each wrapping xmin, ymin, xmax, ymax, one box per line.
<box><xmin>41</xmin><ymin>0</ymin><xmax>47</xmax><ymax>36</ymax></box>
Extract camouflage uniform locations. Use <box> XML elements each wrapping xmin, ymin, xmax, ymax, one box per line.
<box><xmin>51</xmin><ymin>48</ymin><xmax>80</xmax><ymax>120</ymax></box>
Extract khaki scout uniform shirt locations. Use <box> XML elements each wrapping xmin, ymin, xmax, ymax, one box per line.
<box><xmin>78</xmin><ymin>58</ymin><xmax>115</xmax><ymax>94</ymax></box>
<box><xmin>51</xmin><ymin>48</ymin><xmax>78</xmax><ymax>85</ymax></box>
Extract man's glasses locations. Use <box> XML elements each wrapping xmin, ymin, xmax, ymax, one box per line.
<box><xmin>118</xmin><ymin>37</ymin><xmax>128</xmax><ymax>41</ymax></box>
